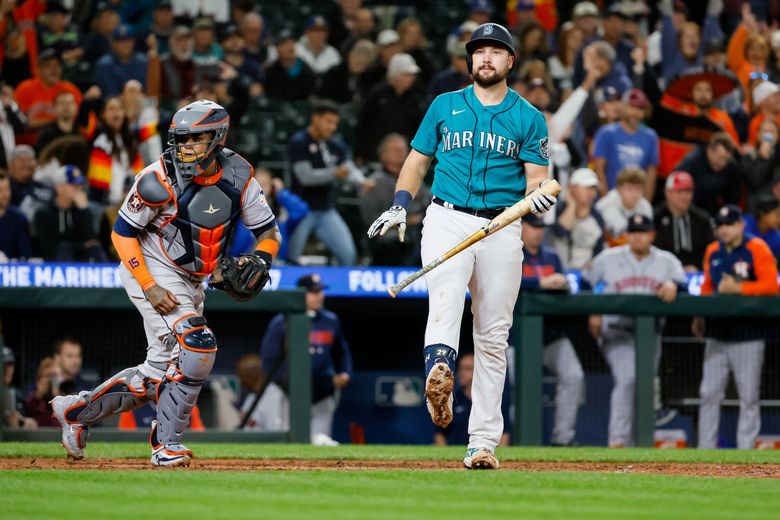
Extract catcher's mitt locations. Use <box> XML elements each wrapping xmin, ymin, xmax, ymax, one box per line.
<box><xmin>208</xmin><ymin>254</ymin><xmax>271</xmax><ymax>302</ymax></box>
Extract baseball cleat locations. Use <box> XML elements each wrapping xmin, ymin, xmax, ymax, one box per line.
<box><xmin>149</xmin><ymin>420</ymin><xmax>193</xmax><ymax>467</ymax></box>
<box><xmin>50</xmin><ymin>395</ymin><xmax>89</xmax><ymax>461</ymax></box>
<box><xmin>423</xmin><ymin>345</ymin><xmax>457</xmax><ymax>428</ymax></box>
<box><xmin>463</xmin><ymin>447</ymin><xmax>500</xmax><ymax>470</ymax></box>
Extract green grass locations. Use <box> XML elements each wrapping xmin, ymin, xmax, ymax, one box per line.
<box><xmin>2</xmin><ymin>442</ymin><xmax>780</xmax><ymax>464</ymax></box>
<box><xmin>1</xmin><ymin>469</ymin><xmax>778</xmax><ymax>520</ymax></box>
<box><xmin>2</xmin><ymin>443</ymin><xmax>779</xmax><ymax>520</ymax></box>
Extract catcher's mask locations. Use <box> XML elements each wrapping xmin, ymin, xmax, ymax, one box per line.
<box><xmin>167</xmin><ymin>99</ymin><xmax>229</xmax><ymax>179</ymax></box>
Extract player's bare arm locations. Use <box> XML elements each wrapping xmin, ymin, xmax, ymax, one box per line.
<box><xmin>367</xmin><ymin>149</ymin><xmax>432</xmax><ymax>242</ymax></box>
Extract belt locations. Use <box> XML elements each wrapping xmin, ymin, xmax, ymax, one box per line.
<box><xmin>432</xmin><ymin>197</ymin><xmax>505</xmax><ymax>219</ymax></box>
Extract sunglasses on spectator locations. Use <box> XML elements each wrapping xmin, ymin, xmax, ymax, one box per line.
<box><xmin>750</xmin><ymin>71</ymin><xmax>769</xmax><ymax>81</ymax></box>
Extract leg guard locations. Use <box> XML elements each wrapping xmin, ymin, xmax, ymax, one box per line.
<box><xmin>154</xmin><ymin>315</ymin><xmax>217</xmax><ymax>447</ymax></box>
<box><xmin>64</xmin><ymin>367</ymin><xmax>158</xmax><ymax>426</ymax></box>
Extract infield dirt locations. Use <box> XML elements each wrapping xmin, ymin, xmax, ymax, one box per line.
<box><xmin>2</xmin><ymin>457</ymin><xmax>779</xmax><ymax>478</ymax></box>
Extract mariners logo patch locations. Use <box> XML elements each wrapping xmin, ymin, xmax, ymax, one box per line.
<box><xmin>127</xmin><ymin>192</ymin><xmax>144</xmax><ymax>213</ymax></box>
<box><xmin>539</xmin><ymin>137</ymin><xmax>549</xmax><ymax>160</ymax></box>
<box><xmin>483</xmin><ymin>24</ymin><xmax>494</xmax><ymax>35</ymax></box>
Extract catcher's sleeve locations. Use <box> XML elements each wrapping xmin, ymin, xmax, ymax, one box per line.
<box><xmin>111</xmin><ymin>230</ymin><xmax>156</xmax><ymax>291</ymax></box>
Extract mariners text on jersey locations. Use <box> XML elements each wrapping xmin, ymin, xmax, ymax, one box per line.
<box><xmin>411</xmin><ymin>85</ymin><xmax>549</xmax><ymax>210</ymax></box>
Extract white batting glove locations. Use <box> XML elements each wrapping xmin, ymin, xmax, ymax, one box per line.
<box><xmin>367</xmin><ymin>205</ymin><xmax>407</xmax><ymax>242</ymax></box>
<box><xmin>528</xmin><ymin>182</ymin><xmax>557</xmax><ymax>216</ymax></box>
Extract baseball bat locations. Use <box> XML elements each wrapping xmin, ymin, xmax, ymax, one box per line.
<box><xmin>387</xmin><ymin>179</ymin><xmax>561</xmax><ymax>298</ymax></box>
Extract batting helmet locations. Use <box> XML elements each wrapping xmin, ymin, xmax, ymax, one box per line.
<box><xmin>465</xmin><ymin>22</ymin><xmax>516</xmax><ymax>75</ymax></box>
<box><xmin>168</xmin><ymin>99</ymin><xmax>230</xmax><ymax>179</ymax></box>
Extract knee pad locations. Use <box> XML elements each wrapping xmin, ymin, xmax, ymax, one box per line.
<box><xmin>66</xmin><ymin>367</ymin><xmax>157</xmax><ymax>425</ymax></box>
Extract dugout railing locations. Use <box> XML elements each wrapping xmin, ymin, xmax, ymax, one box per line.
<box><xmin>0</xmin><ymin>288</ymin><xmax>311</xmax><ymax>443</ymax></box>
<box><xmin>512</xmin><ymin>293</ymin><xmax>780</xmax><ymax>447</ymax></box>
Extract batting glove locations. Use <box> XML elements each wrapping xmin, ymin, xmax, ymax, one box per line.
<box><xmin>367</xmin><ymin>205</ymin><xmax>407</xmax><ymax>242</ymax></box>
<box><xmin>528</xmin><ymin>182</ymin><xmax>557</xmax><ymax>216</ymax></box>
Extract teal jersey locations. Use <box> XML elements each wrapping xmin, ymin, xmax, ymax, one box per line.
<box><xmin>411</xmin><ymin>85</ymin><xmax>549</xmax><ymax>209</ymax></box>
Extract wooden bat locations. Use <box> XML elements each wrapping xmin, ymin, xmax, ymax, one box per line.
<box><xmin>387</xmin><ymin>180</ymin><xmax>561</xmax><ymax>298</ymax></box>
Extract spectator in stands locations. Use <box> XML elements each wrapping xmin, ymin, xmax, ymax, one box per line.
<box><xmin>2</xmin><ymin>345</ymin><xmax>36</xmax><ymax>429</ymax></box>
<box><xmin>768</xmin><ymin>30</ymin><xmax>780</xmax><ymax>84</ymax></box>
<box><xmin>397</xmin><ymin>17</ymin><xmax>435</xmax><ymax>88</ymax></box>
<box><xmin>324</xmin><ymin>0</ymin><xmax>361</xmax><ymax>51</ymax></box>
<box><xmin>659</xmin><ymin>0</ymin><xmax>723</xmax><ymax>84</ymax></box>
<box><xmin>433</xmin><ymin>352</ymin><xmax>511</xmax><ymax>447</ymax></box>
<box><xmin>82</xmin><ymin>2</ymin><xmax>120</xmax><ymax>64</ymax></box>
<box><xmin>39</xmin><ymin>2</ymin><xmax>83</xmax><ymax>72</ymax></box>
<box><xmin>230</xmin><ymin>168</ymin><xmax>309</xmax><ymax>262</ymax></box>
<box><xmin>52</xmin><ymin>337</ymin><xmax>89</xmax><ymax>394</ymax></box>
<box><xmin>520</xmin><ymin>214</ymin><xmax>585</xmax><ymax>446</ymax></box>
<box><xmin>139</xmin><ymin>0</ymin><xmax>174</xmax><ymax>57</ymax></box>
<box><xmin>516</xmin><ymin>22</ymin><xmax>550</xmax><ymax>69</ymax></box>
<box><xmin>121</xmin><ymin>80</ymin><xmax>162</xmax><ymax>166</ymax></box>
<box><xmin>695</xmin><ymin>205</ymin><xmax>779</xmax><ymax>450</ymax></box>
<box><xmin>728</xmin><ymin>4</ymin><xmax>770</xmax><ymax>97</ymax></box>
<box><xmin>674</xmin><ymin>132</ymin><xmax>742</xmax><ymax>217</ymax></box>
<box><xmin>654</xmin><ymin>171</ymin><xmax>714</xmax><ymax>271</ymax></box>
<box><xmin>337</xmin><ymin>7</ymin><xmax>376</xmax><ymax>57</ymax></box>
<box><xmin>572</xmin><ymin>5</ymin><xmax>634</xmax><ymax>89</ymax></box>
<box><xmin>356</xmin><ymin>53</ymin><xmax>423</xmax><ymax>164</ymax></box>
<box><xmin>33</xmin><ymin>165</ymin><xmax>106</xmax><ymax>262</ymax></box>
<box><xmin>548</xmin><ymin>23</ymin><xmax>583</xmax><ymax>99</ymax></box>
<box><xmin>0</xmin><ymin>0</ymin><xmax>42</xmax><ymax>88</ymax></box>
<box><xmin>578</xmin><ymin>41</ymin><xmax>632</xmax><ymax>117</ymax></box>
<box><xmin>363</xmin><ymin>29</ymin><xmax>400</xmax><ymax>88</ymax></box>
<box><xmin>24</xmin><ymin>356</ymin><xmax>60</xmax><ymax>427</ymax></box>
<box><xmin>596</xmin><ymin>167</ymin><xmax>653</xmax><ymax>248</ymax></box>
<box><xmin>296</xmin><ymin>15</ymin><xmax>341</xmax><ymax>76</ymax></box>
<box><xmin>191</xmin><ymin>17</ymin><xmax>222</xmax><ymax>68</ymax></box>
<box><xmin>426</xmin><ymin>37</ymin><xmax>471</xmax><ymax>105</ymax></box>
<box><xmin>287</xmin><ymin>101</ymin><xmax>366</xmax><ymax>266</ymax></box>
<box><xmin>13</xmin><ymin>48</ymin><xmax>82</xmax><ymax>141</ymax></box>
<box><xmin>360</xmin><ymin>133</ymin><xmax>430</xmax><ymax>266</ymax></box>
<box><xmin>550</xmin><ymin>168</ymin><xmax>605</xmax><ymax>270</ymax></box>
<box><xmin>95</xmin><ymin>25</ymin><xmax>149</xmax><ymax>96</ymax></box>
<box><xmin>571</xmin><ymin>2</ymin><xmax>599</xmax><ymax>40</ymax></box>
<box><xmin>592</xmin><ymin>88</ymin><xmax>659</xmax><ymax>198</ymax></box>
<box><xmin>35</xmin><ymin>90</ymin><xmax>79</xmax><ymax>153</ymax></box>
<box><xmin>0</xmin><ymin>85</ymin><xmax>26</xmax><ymax>169</ymax></box>
<box><xmin>743</xmin><ymin>116</ymin><xmax>780</xmax><ymax>213</ymax></box>
<box><xmin>7</xmin><ymin>145</ymin><xmax>37</xmax><ymax>206</ymax></box>
<box><xmin>585</xmin><ymin>214</ymin><xmax>687</xmax><ymax>448</ymax></box>
<box><xmin>221</xmin><ymin>24</ymin><xmax>264</xmax><ymax>98</ymax></box>
<box><xmin>465</xmin><ymin>0</ymin><xmax>493</xmax><ymax>27</ymax></box>
<box><xmin>744</xmin><ymin>196</ymin><xmax>780</xmax><ymax>262</ymax></box>
<box><xmin>746</xmin><ymin>81</ymin><xmax>780</xmax><ymax>147</ymax></box>
<box><xmin>319</xmin><ymin>38</ymin><xmax>376</xmax><ymax>104</ymax></box>
<box><xmin>265</xmin><ymin>30</ymin><xmax>316</xmax><ymax>101</ymax></box>
<box><xmin>0</xmin><ymin>169</ymin><xmax>31</xmax><ymax>261</ymax></box>
<box><xmin>239</xmin><ymin>12</ymin><xmax>268</xmax><ymax>67</ymax></box>
<box><xmin>146</xmin><ymin>26</ymin><xmax>197</xmax><ymax>111</ymax></box>
<box><xmin>261</xmin><ymin>273</ymin><xmax>353</xmax><ymax>445</ymax></box>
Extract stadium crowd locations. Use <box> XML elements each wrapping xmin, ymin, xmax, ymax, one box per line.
<box><xmin>2</xmin><ymin>0</ymin><xmax>780</xmax><ymax>447</ymax></box>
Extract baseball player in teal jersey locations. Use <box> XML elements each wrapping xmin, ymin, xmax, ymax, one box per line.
<box><xmin>368</xmin><ymin>23</ymin><xmax>556</xmax><ymax>469</ymax></box>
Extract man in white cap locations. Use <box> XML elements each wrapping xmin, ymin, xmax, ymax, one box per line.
<box><xmin>572</xmin><ymin>2</ymin><xmax>600</xmax><ymax>40</ymax></box>
<box><xmin>363</xmin><ymin>29</ymin><xmax>401</xmax><ymax>86</ymax></box>
<box><xmin>356</xmin><ymin>53</ymin><xmax>423</xmax><ymax>163</ymax></box>
<box><xmin>749</xmin><ymin>81</ymin><xmax>780</xmax><ymax>146</ymax></box>
<box><xmin>550</xmin><ymin>168</ymin><xmax>606</xmax><ymax>269</ymax></box>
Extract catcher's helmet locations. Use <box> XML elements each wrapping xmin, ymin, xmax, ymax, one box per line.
<box><xmin>465</xmin><ymin>23</ymin><xmax>516</xmax><ymax>75</ymax></box>
<box><xmin>168</xmin><ymin>99</ymin><xmax>229</xmax><ymax>179</ymax></box>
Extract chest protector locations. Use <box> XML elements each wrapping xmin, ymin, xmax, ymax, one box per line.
<box><xmin>154</xmin><ymin>148</ymin><xmax>252</xmax><ymax>275</ymax></box>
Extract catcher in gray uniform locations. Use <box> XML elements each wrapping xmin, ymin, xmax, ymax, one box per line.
<box><xmin>50</xmin><ymin>100</ymin><xmax>282</xmax><ymax>467</ymax></box>
<box><xmin>583</xmin><ymin>214</ymin><xmax>686</xmax><ymax>447</ymax></box>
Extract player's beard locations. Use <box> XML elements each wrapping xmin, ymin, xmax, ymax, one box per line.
<box><xmin>473</xmin><ymin>65</ymin><xmax>508</xmax><ymax>87</ymax></box>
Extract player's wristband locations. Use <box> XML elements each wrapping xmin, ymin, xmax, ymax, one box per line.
<box><xmin>254</xmin><ymin>239</ymin><xmax>279</xmax><ymax>265</ymax></box>
<box><xmin>392</xmin><ymin>190</ymin><xmax>412</xmax><ymax>210</ymax></box>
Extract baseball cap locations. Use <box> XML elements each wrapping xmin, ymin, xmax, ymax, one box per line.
<box><xmin>752</xmin><ymin>81</ymin><xmax>780</xmax><ymax>106</ymax></box>
<box><xmin>154</xmin><ymin>0</ymin><xmax>172</xmax><ymax>10</ymax></box>
<box><xmin>10</xmin><ymin>144</ymin><xmax>35</xmax><ymax>160</ymax></box>
<box><xmin>297</xmin><ymin>273</ymin><xmax>327</xmax><ymax>292</ymax></box>
<box><xmin>193</xmin><ymin>17</ymin><xmax>215</xmax><ymax>31</ymax></box>
<box><xmin>112</xmin><ymin>24</ymin><xmax>135</xmax><ymax>40</ymax></box>
<box><xmin>715</xmin><ymin>204</ymin><xmax>743</xmax><ymax>225</ymax></box>
<box><xmin>387</xmin><ymin>53</ymin><xmax>420</xmax><ymax>78</ymax></box>
<box><xmin>755</xmin><ymin>196</ymin><xmax>780</xmax><ymax>216</ymax></box>
<box><xmin>607</xmin><ymin>2</ymin><xmax>631</xmax><ymax>20</ymax></box>
<box><xmin>523</xmin><ymin>213</ymin><xmax>546</xmax><ymax>228</ymax></box>
<box><xmin>458</xmin><ymin>21</ymin><xmax>480</xmax><ymax>38</ymax></box>
<box><xmin>54</xmin><ymin>165</ymin><xmax>85</xmax><ymax>185</ymax></box>
<box><xmin>469</xmin><ymin>0</ymin><xmax>495</xmax><ymax>14</ymax></box>
<box><xmin>46</xmin><ymin>1</ymin><xmax>70</xmax><ymax>14</ymax></box>
<box><xmin>2</xmin><ymin>346</ymin><xmax>14</xmax><ymax>365</ymax></box>
<box><xmin>703</xmin><ymin>38</ymin><xmax>725</xmax><ymax>55</ymax></box>
<box><xmin>526</xmin><ymin>78</ymin><xmax>551</xmax><ymax>94</ymax></box>
<box><xmin>172</xmin><ymin>25</ymin><xmax>192</xmax><ymax>38</ymax></box>
<box><xmin>376</xmin><ymin>29</ymin><xmax>400</xmax><ymax>46</ymax></box>
<box><xmin>37</xmin><ymin>47</ymin><xmax>61</xmax><ymax>64</ymax></box>
<box><xmin>221</xmin><ymin>24</ymin><xmax>240</xmax><ymax>40</ymax></box>
<box><xmin>623</xmin><ymin>88</ymin><xmax>650</xmax><ymax>108</ymax></box>
<box><xmin>627</xmin><ymin>213</ymin><xmax>654</xmax><ymax>232</ymax></box>
<box><xmin>305</xmin><ymin>15</ymin><xmax>329</xmax><ymax>31</ymax></box>
<box><xmin>274</xmin><ymin>29</ymin><xmax>295</xmax><ymax>45</ymax></box>
<box><xmin>665</xmin><ymin>171</ymin><xmax>694</xmax><ymax>191</ymax></box>
<box><xmin>569</xmin><ymin>168</ymin><xmax>599</xmax><ymax>188</ymax></box>
<box><xmin>573</xmin><ymin>1</ymin><xmax>599</xmax><ymax>18</ymax></box>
